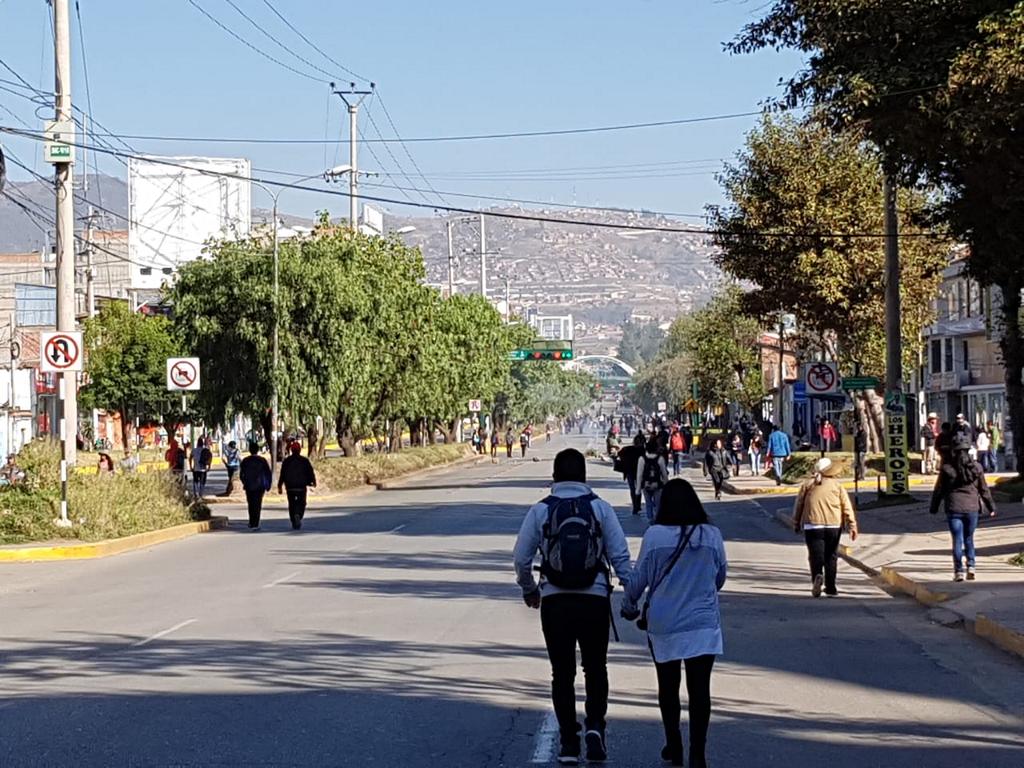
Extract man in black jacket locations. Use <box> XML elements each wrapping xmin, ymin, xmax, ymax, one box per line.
<box><xmin>278</xmin><ymin>441</ymin><xmax>317</xmax><ymax>530</ymax></box>
<box><xmin>616</xmin><ymin>433</ymin><xmax>645</xmax><ymax>515</ymax></box>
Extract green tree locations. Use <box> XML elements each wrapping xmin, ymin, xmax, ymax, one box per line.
<box><xmin>729</xmin><ymin>0</ymin><xmax>1024</xmax><ymax>467</ymax></box>
<box><xmin>81</xmin><ymin>302</ymin><xmax>180</xmax><ymax>449</ymax></box>
<box><xmin>633</xmin><ymin>356</ymin><xmax>691</xmax><ymax>415</ymax></box>
<box><xmin>661</xmin><ymin>286</ymin><xmax>764</xmax><ymax>419</ymax></box>
<box><xmin>618</xmin><ymin>320</ymin><xmax>665</xmax><ymax>370</ymax></box>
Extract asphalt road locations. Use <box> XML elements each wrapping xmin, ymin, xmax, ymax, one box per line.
<box><xmin>2</xmin><ymin>434</ymin><xmax>1023</xmax><ymax>767</ymax></box>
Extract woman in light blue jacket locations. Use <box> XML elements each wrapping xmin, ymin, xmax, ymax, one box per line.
<box><xmin>622</xmin><ymin>479</ymin><xmax>727</xmax><ymax>768</ymax></box>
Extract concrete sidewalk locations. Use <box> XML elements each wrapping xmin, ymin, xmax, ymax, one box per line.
<box><xmin>767</xmin><ymin>494</ymin><xmax>1024</xmax><ymax>660</ymax></box>
<box><xmin>724</xmin><ymin>468</ymin><xmax>1015</xmax><ymax>496</ymax></box>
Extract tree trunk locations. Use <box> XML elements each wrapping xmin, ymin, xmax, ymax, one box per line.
<box><xmin>443</xmin><ymin>418</ymin><xmax>458</xmax><ymax>445</ymax></box>
<box><xmin>863</xmin><ymin>390</ymin><xmax>886</xmax><ymax>452</ymax></box>
<box><xmin>335</xmin><ymin>413</ymin><xmax>358</xmax><ymax>457</ymax></box>
<box><xmin>317</xmin><ymin>431</ymin><xmax>327</xmax><ymax>460</ymax></box>
<box><xmin>260</xmin><ymin>411</ymin><xmax>273</xmax><ymax>453</ymax></box>
<box><xmin>305</xmin><ymin>422</ymin><xmax>319</xmax><ymax>460</ymax></box>
<box><xmin>120</xmin><ymin>403</ymin><xmax>132</xmax><ymax>453</ymax></box>
<box><xmin>389</xmin><ymin>420</ymin><xmax>403</xmax><ymax>453</ymax></box>
<box><xmin>998</xmin><ymin>279</ymin><xmax>1024</xmax><ymax>476</ymax></box>
<box><xmin>409</xmin><ymin>420</ymin><xmax>422</xmax><ymax>448</ymax></box>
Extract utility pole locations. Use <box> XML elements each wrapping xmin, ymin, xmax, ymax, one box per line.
<box><xmin>332</xmin><ymin>82</ymin><xmax>374</xmax><ymax>229</ymax></box>
<box><xmin>479</xmin><ymin>213</ymin><xmax>487</xmax><ymax>298</ymax></box>
<box><xmin>54</xmin><ymin>0</ymin><xmax>77</xmax><ymax>469</ymax></box>
<box><xmin>777</xmin><ymin>314</ymin><xmax>785</xmax><ymax>428</ymax></box>
<box><xmin>446</xmin><ymin>219</ymin><xmax>455</xmax><ymax>297</ymax></box>
<box><xmin>883</xmin><ymin>173</ymin><xmax>902</xmax><ymax>391</ymax></box>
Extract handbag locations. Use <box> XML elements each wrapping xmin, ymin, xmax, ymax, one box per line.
<box><xmin>637</xmin><ymin>525</ymin><xmax>698</xmax><ymax>631</ymax></box>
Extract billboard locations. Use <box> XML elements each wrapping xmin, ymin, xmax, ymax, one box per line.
<box><xmin>128</xmin><ymin>156</ymin><xmax>251</xmax><ymax>290</ymax></box>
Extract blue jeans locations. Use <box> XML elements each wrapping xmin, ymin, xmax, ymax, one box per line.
<box><xmin>644</xmin><ymin>488</ymin><xmax>661</xmax><ymax>523</ymax></box>
<box><xmin>772</xmin><ymin>457</ymin><xmax>785</xmax><ymax>483</ymax></box>
<box><xmin>672</xmin><ymin>451</ymin><xmax>683</xmax><ymax>476</ymax></box>
<box><xmin>947</xmin><ymin>513</ymin><xmax>979</xmax><ymax>571</ymax></box>
<box><xmin>750</xmin><ymin>452</ymin><xmax>762</xmax><ymax>475</ymax></box>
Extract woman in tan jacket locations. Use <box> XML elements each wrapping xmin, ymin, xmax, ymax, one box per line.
<box><xmin>792</xmin><ymin>458</ymin><xmax>859</xmax><ymax>597</ymax></box>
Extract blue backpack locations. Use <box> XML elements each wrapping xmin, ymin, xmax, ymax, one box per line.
<box><xmin>539</xmin><ymin>493</ymin><xmax>607</xmax><ymax>590</ymax></box>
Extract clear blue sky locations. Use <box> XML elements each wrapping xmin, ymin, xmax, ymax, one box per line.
<box><xmin>0</xmin><ymin>0</ymin><xmax>803</xmax><ymax>220</ymax></box>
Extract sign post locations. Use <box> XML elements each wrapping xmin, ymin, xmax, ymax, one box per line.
<box><xmin>884</xmin><ymin>389</ymin><xmax>909</xmax><ymax>496</ymax></box>
<box><xmin>40</xmin><ymin>331</ymin><xmax>83</xmax><ymax>527</ymax></box>
<box><xmin>167</xmin><ymin>358</ymin><xmax>201</xmax><ymax>471</ymax></box>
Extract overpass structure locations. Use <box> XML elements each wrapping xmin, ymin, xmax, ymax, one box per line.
<box><xmin>570</xmin><ymin>355</ymin><xmax>636</xmax><ymax>391</ymax></box>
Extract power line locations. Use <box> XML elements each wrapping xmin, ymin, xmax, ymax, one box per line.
<box><xmin>374</xmin><ymin>89</ymin><xmax>450</xmax><ymax>206</ymax></box>
<box><xmin>0</xmin><ymin>127</ymin><xmax>948</xmax><ymax>240</ymax></box>
<box><xmin>74</xmin><ymin>0</ymin><xmax>104</xmax><ymax>215</ymax></box>
<box><xmin>220</xmin><ymin>0</ymin><xmax>340</xmax><ymax>82</ymax></box>
<box><xmin>259</xmin><ymin>0</ymin><xmax>369</xmax><ymax>83</ymax></box>
<box><xmin>184</xmin><ymin>0</ymin><xmax>325</xmax><ymax>83</ymax></box>
<box><xmin>362</xmin><ymin>101</ymin><xmax>433</xmax><ymax>206</ymax></box>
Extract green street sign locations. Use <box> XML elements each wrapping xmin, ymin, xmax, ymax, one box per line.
<box><xmin>841</xmin><ymin>376</ymin><xmax>880</xmax><ymax>392</ymax></box>
<box><xmin>509</xmin><ymin>349</ymin><xmax>528</xmax><ymax>361</ymax></box>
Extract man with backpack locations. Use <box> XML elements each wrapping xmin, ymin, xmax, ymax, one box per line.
<box><xmin>513</xmin><ymin>449</ymin><xmax>632</xmax><ymax>765</ymax></box>
<box><xmin>636</xmin><ymin>439</ymin><xmax>669</xmax><ymax>523</ymax></box>
<box><xmin>669</xmin><ymin>426</ymin><xmax>687</xmax><ymax>476</ymax></box>
<box><xmin>520</xmin><ymin>429</ymin><xmax>530</xmax><ymax>458</ymax></box>
<box><xmin>278</xmin><ymin>441</ymin><xmax>317</xmax><ymax>530</ymax></box>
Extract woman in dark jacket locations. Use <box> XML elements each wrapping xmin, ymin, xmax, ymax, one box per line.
<box><xmin>703</xmin><ymin>438</ymin><xmax>730</xmax><ymax>501</ymax></box>
<box><xmin>929</xmin><ymin>435</ymin><xmax>996</xmax><ymax>581</ymax></box>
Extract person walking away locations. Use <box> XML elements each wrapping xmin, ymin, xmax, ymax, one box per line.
<box><xmin>222</xmin><ymin>440</ymin><xmax>241</xmax><ymax>495</ymax></box>
<box><xmin>620</xmin><ymin>479</ymin><xmax>727</xmax><ymax>768</ymax></box>
<box><xmin>513</xmin><ymin>449</ymin><xmax>632</xmax><ymax>764</ymax></box>
<box><xmin>637</xmin><ymin>439</ymin><xmax>669</xmax><ymax>522</ymax></box>
<box><xmin>505</xmin><ymin>427</ymin><xmax>515</xmax><ymax>458</ymax></box>
<box><xmin>748</xmin><ymin>432</ymin><xmax>763</xmax><ymax>477</ymax></box>
<box><xmin>278</xmin><ymin>441</ymin><xmax>317</xmax><ymax>530</ymax></box>
<box><xmin>617</xmin><ymin>433</ymin><xmax>646</xmax><ymax>515</ymax></box>
<box><xmin>819</xmin><ymin>419</ymin><xmax>838</xmax><ymax>457</ymax></box>
<box><xmin>192</xmin><ymin>438</ymin><xmax>213</xmax><ymax>497</ymax></box>
<box><xmin>921</xmin><ymin>413</ymin><xmax>939</xmax><ymax>474</ymax></box>
<box><xmin>975</xmin><ymin>428</ymin><xmax>994</xmax><ymax>473</ymax></box>
<box><xmin>546</xmin><ymin>423</ymin><xmax>553</xmax><ymax>443</ymax></box>
<box><xmin>239</xmin><ymin>441</ymin><xmax>271</xmax><ymax>530</ymax></box>
<box><xmin>767</xmin><ymin>426</ymin><xmax>791</xmax><ymax>486</ymax></box>
<box><xmin>703</xmin><ymin>439</ymin><xmax>730</xmax><ymax>501</ymax></box>
<box><xmin>670</xmin><ymin>427</ymin><xmax>686</xmax><ymax>476</ymax></box>
<box><xmin>490</xmin><ymin>429</ymin><xmax>500</xmax><ymax>463</ymax></box>
<box><xmin>728</xmin><ymin>432</ymin><xmax>743</xmax><ymax>477</ymax></box>
<box><xmin>519</xmin><ymin>429</ymin><xmax>530</xmax><ymax>458</ymax></box>
<box><xmin>935</xmin><ymin>422</ymin><xmax>954</xmax><ymax>467</ymax></box>
<box><xmin>792</xmin><ymin>458</ymin><xmax>859</xmax><ymax>597</ymax></box>
<box><xmin>525</xmin><ymin>423</ymin><xmax>534</xmax><ymax>448</ymax></box>
<box><xmin>853</xmin><ymin>426</ymin><xmax>868</xmax><ymax>481</ymax></box>
<box><xmin>930</xmin><ymin>435</ymin><xmax>996</xmax><ymax>581</ymax></box>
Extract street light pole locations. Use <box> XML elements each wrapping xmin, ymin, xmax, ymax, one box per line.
<box><xmin>332</xmin><ymin>83</ymin><xmax>374</xmax><ymax>229</ymax></box>
<box><xmin>446</xmin><ymin>220</ymin><xmax>455</xmax><ymax>297</ymax></box>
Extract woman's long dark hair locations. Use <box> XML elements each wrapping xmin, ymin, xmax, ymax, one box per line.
<box><xmin>952</xmin><ymin>448</ymin><xmax>981</xmax><ymax>485</ymax></box>
<box><xmin>655</xmin><ymin>478</ymin><xmax>710</xmax><ymax>526</ymax></box>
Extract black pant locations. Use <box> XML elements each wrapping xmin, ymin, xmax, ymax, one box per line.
<box><xmin>506</xmin><ymin>444</ymin><xmax>513</xmax><ymax>457</ymax></box>
<box><xmin>655</xmin><ymin>654</ymin><xmax>715</xmax><ymax>764</ymax></box>
<box><xmin>245</xmin><ymin>489</ymin><xmax>264</xmax><ymax>527</ymax></box>
<box><xmin>540</xmin><ymin>594</ymin><xmax>610</xmax><ymax>743</ymax></box>
<box><xmin>804</xmin><ymin>528</ymin><xmax>842</xmax><ymax>592</ymax></box>
<box><xmin>286</xmin><ymin>487</ymin><xmax>307</xmax><ymax>529</ymax></box>
<box><xmin>710</xmin><ymin>470</ymin><xmax>726</xmax><ymax>498</ymax></box>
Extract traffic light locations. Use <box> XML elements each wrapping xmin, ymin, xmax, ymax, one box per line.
<box><xmin>528</xmin><ymin>349</ymin><xmax>574</xmax><ymax>361</ymax></box>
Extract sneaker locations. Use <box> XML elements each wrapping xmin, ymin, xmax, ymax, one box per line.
<box><xmin>825</xmin><ymin>589</ymin><xmax>839</xmax><ymax>597</ymax></box>
<box><xmin>557</xmin><ymin>741</ymin><xmax>580</xmax><ymax>765</ymax></box>
<box><xmin>954</xmin><ymin>571</ymin><xmax>965</xmax><ymax>582</ymax></box>
<box><xmin>584</xmin><ymin>729</ymin><xmax>607</xmax><ymax>762</ymax></box>
<box><xmin>967</xmin><ymin>568</ymin><xmax>976</xmax><ymax>581</ymax></box>
<box><xmin>812</xmin><ymin>574</ymin><xmax>824</xmax><ymax>598</ymax></box>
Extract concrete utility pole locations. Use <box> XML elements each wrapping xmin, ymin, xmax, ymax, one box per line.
<box><xmin>54</xmin><ymin>0</ymin><xmax>77</xmax><ymax>467</ymax></box>
<box><xmin>777</xmin><ymin>314</ymin><xmax>786</xmax><ymax>428</ymax></box>
<box><xmin>446</xmin><ymin>219</ymin><xmax>455</xmax><ymax>297</ymax></box>
<box><xmin>332</xmin><ymin>82</ymin><xmax>374</xmax><ymax>229</ymax></box>
<box><xmin>884</xmin><ymin>173</ymin><xmax>902</xmax><ymax>391</ymax></box>
<box><xmin>479</xmin><ymin>213</ymin><xmax>487</xmax><ymax>298</ymax></box>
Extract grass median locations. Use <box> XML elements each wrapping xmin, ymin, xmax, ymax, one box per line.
<box><xmin>315</xmin><ymin>444</ymin><xmax>474</xmax><ymax>491</ymax></box>
<box><xmin>0</xmin><ymin>441</ymin><xmax>204</xmax><ymax>546</ymax></box>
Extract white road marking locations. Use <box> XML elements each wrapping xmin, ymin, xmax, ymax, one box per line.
<box><xmin>262</xmin><ymin>571</ymin><xmax>300</xmax><ymax>589</ymax></box>
<box><xmin>531</xmin><ymin>710</ymin><xmax>558</xmax><ymax>763</ymax></box>
<box><xmin>132</xmin><ymin>619</ymin><xmax>196</xmax><ymax>648</ymax></box>
<box><xmin>388</xmin><ymin>524</ymin><xmax>407</xmax><ymax>534</ymax></box>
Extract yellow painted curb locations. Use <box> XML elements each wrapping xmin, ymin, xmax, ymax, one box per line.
<box><xmin>975</xmin><ymin>614</ymin><xmax>1024</xmax><ymax>661</ymax></box>
<box><xmin>879</xmin><ymin>565</ymin><xmax>950</xmax><ymax>606</ymax></box>
<box><xmin>0</xmin><ymin>516</ymin><xmax>228</xmax><ymax>562</ymax></box>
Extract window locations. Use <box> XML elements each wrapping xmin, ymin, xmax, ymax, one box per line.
<box><xmin>944</xmin><ymin>338</ymin><xmax>954</xmax><ymax>372</ymax></box>
<box><xmin>962</xmin><ymin>340</ymin><xmax>970</xmax><ymax>371</ymax></box>
<box><xmin>930</xmin><ymin>339</ymin><xmax>942</xmax><ymax>374</ymax></box>
<box><xmin>140</xmin><ymin>267</ymin><xmax>152</xmax><ymax>276</ymax></box>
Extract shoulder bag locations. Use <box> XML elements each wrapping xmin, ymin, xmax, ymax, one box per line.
<box><xmin>637</xmin><ymin>524</ymin><xmax>698</xmax><ymax>631</ymax></box>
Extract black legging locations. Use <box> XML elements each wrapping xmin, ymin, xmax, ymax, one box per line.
<box><xmin>655</xmin><ymin>654</ymin><xmax>715</xmax><ymax>764</ymax></box>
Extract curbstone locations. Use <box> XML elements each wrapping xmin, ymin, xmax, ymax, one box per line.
<box><xmin>0</xmin><ymin>516</ymin><xmax>229</xmax><ymax>562</ymax></box>
<box><xmin>975</xmin><ymin>614</ymin><xmax>1024</xmax><ymax>661</ymax></box>
<box><xmin>878</xmin><ymin>566</ymin><xmax>950</xmax><ymax>606</ymax></box>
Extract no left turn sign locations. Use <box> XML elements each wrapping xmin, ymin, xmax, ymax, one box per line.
<box><xmin>166</xmin><ymin>357</ymin><xmax>201</xmax><ymax>391</ymax></box>
<box><xmin>39</xmin><ymin>331</ymin><xmax>83</xmax><ymax>373</ymax></box>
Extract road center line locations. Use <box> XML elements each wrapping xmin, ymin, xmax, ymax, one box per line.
<box><xmin>388</xmin><ymin>524</ymin><xmax>407</xmax><ymax>534</ymax></box>
<box><xmin>531</xmin><ymin>711</ymin><xmax>558</xmax><ymax>764</ymax></box>
<box><xmin>132</xmin><ymin>619</ymin><xmax>197</xmax><ymax>648</ymax></box>
<box><xmin>262</xmin><ymin>571</ymin><xmax>300</xmax><ymax>589</ymax></box>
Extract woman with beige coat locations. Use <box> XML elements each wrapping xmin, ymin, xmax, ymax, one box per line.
<box><xmin>792</xmin><ymin>458</ymin><xmax>858</xmax><ymax>597</ymax></box>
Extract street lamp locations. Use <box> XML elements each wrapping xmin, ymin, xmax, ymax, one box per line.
<box><xmin>393</xmin><ymin>225</ymin><xmax>417</xmax><ymax>235</ymax></box>
<box><xmin>250</xmin><ymin>166</ymin><xmax>353</xmax><ymax>478</ymax></box>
